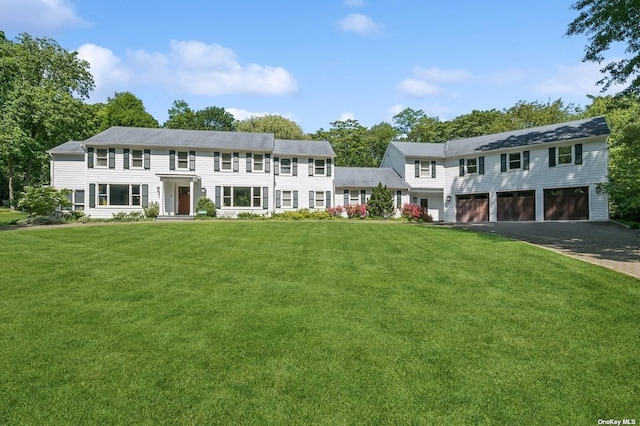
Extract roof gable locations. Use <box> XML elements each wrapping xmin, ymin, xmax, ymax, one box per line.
<box><xmin>274</xmin><ymin>139</ymin><xmax>335</xmax><ymax>156</ymax></box>
<box><xmin>334</xmin><ymin>167</ymin><xmax>409</xmax><ymax>189</ymax></box>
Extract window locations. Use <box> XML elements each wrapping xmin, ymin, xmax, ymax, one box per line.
<box><xmin>315</xmin><ymin>159</ymin><xmax>326</xmax><ymax>175</ymax></box>
<box><xmin>132</xmin><ymin>150</ymin><xmax>143</xmax><ymax>168</ymax></box>
<box><xmin>96</xmin><ymin>184</ymin><xmax>142</xmax><ymax>206</ymax></box>
<box><xmin>282</xmin><ymin>190</ymin><xmax>292</xmax><ymax>208</ymax></box>
<box><xmin>350</xmin><ymin>191</ymin><xmax>359</xmax><ymax>204</ymax></box>
<box><xmin>254</xmin><ymin>154</ymin><xmax>263</xmax><ymax>171</ymax></box>
<box><xmin>221</xmin><ymin>153</ymin><xmax>232</xmax><ymax>170</ymax></box>
<box><xmin>98</xmin><ymin>184</ymin><xmax>108</xmax><ymax>205</ymax></box>
<box><xmin>420</xmin><ymin>161</ymin><xmax>430</xmax><ymax>176</ymax></box>
<box><xmin>315</xmin><ymin>191</ymin><xmax>325</xmax><ymax>208</ymax></box>
<box><xmin>74</xmin><ymin>190</ymin><xmax>85</xmax><ymax>210</ymax></box>
<box><xmin>177</xmin><ymin>151</ymin><xmax>189</xmax><ymax>169</ymax></box>
<box><xmin>96</xmin><ymin>149</ymin><xmax>108</xmax><ymax>167</ymax></box>
<box><xmin>558</xmin><ymin>146</ymin><xmax>572</xmax><ymax>164</ymax></box>
<box><xmin>280</xmin><ymin>158</ymin><xmax>292</xmax><ymax>174</ymax></box>
<box><xmin>509</xmin><ymin>153</ymin><xmax>521</xmax><ymax>169</ymax></box>
<box><xmin>222</xmin><ymin>186</ymin><xmax>262</xmax><ymax>208</ymax></box>
<box><xmin>466</xmin><ymin>158</ymin><xmax>477</xmax><ymax>174</ymax></box>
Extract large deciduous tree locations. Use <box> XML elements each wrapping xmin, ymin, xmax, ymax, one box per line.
<box><xmin>98</xmin><ymin>92</ymin><xmax>159</xmax><ymax>130</ymax></box>
<box><xmin>567</xmin><ymin>0</ymin><xmax>640</xmax><ymax>94</ymax></box>
<box><xmin>163</xmin><ymin>100</ymin><xmax>236</xmax><ymax>131</ymax></box>
<box><xmin>0</xmin><ymin>32</ymin><xmax>96</xmax><ymax>207</ymax></box>
<box><xmin>237</xmin><ymin>114</ymin><xmax>307</xmax><ymax>140</ymax></box>
<box><xmin>313</xmin><ymin>119</ymin><xmax>376</xmax><ymax>167</ymax></box>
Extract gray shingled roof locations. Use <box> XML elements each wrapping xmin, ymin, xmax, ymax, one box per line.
<box><xmin>83</xmin><ymin>126</ymin><xmax>275</xmax><ymax>150</ymax></box>
<box><xmin>388</xmin><ymin>141</ymin><xmax>445</xmax><ymax>157</ymax></box>
<box><xmin>47</xmin><ymin>141</ymin><xmax>85</xmax><ymax>154</ymax></box>
<box><xmin>274</xmin><ymin>139</ymin><xmax>335</xmax><ymax>156</ymax></box>
<box><xmin>334</xmin><ymin>167</ymin><xmax>409</xmax><ymax>189</ymax></box>
<box><xmin>444</xmin><ymin>116</ymin><xmax>609</xmax><ymax>156</ymax></box>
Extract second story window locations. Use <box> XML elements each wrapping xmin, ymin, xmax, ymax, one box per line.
<box><xmin>509</xmin><ymin>153</ymin><xmax>521</xmax><ymax>169</ymax></box>
<box><xmin>96</xmin><ymin>149</ymin><xmax>108</xmax><ymax>167</ymax></box>
<box><xmin>177</xmin><ymin>152</ymin><xmax>188</xmax><ymax>169</ymax></box>
<box><xmin>466</xmin><ymin>158</ymin><xmax>477</xmax><ymax>174</ymax></box>
<box><xmin>221</xmin><ymin>153</ymin><xmax>232</xmax><ymax>170</ymax></box>
<box><xmin>280</xmin><ymin>158</ymin><xmax>292</xmax><ymax>175</ymax></box>
<box><xmin>132</xmin><ymin>150</ymin><xmax>143</xmax><ymax>168</ymax></box>
<box><xmin>420</xmin><ymin>161</ymin><xmax>430</xmax><ymax>176</ymax></box>
<box><xmin>314</xmin><ymin>159</ymin><xmax>326</xmax><ymax>175</ymax></box>
<box><xmin>558</xmin><ymin>146</ymin><xmax>572</xmax><ymax>164</ymax></box>
<box><xmin>254</xmin><ymin>154</ymin><xmax>263</xmax><ymax>171</ymax></box>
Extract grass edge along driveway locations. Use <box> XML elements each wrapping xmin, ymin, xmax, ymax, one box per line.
<box><xmin>0</xmin><ymin>221</ymin><xmax>638</xmax><ymax>424</ymax></box>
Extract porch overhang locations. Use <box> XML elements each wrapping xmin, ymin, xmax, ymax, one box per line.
<box><xmin>156</xmin><ymin>173</ymin><xmax>201</xmax><ymax>182</ymax></box>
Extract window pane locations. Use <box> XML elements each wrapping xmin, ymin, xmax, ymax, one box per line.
<box><xmin>558</xmin><ymin>146</ymin><xmax>572</xmax><ymax>164</ymax></box>
<box><xmin>234</xmin><ymin>187</ymin><xmax>251</xmax><ymax>207</ymax></box>
<box><xmin>420</xmin><ymin>161</ymin><xmax>430</xmax><ymax>176</ymax></box>
<box><xmin>252</xmin><ymin>187</ymin><xmax>261</xmax><ymax>207</ymax></box>
<box><xmin>222</xmin><ymin>153</ymin><xmax>232</xmax><ymax>170</ymax></box>
<box><xmin>315</xmin><ymin>159</ymin><xmax>325</xmax><ymax>175</ymax></box>
<box><xmin>467</xmin><ymin>158</ymin><xmax>477</xmax><ymax>174</ymax></box>
<box><xmin>98</xmin><ymin>184</ymin><xmax>108</xmax><ymax>205</ymax></box>
<box><xmin>132</xmin><ymin>150</ymin><xmax>143</xmax><ymax>167</ymax></box>
<box><xmin>75</xmin><ymin>190</ymin><xmax>85</xmax><ymax>204</ymax></box>
<box><xmin>350</xmin><ymin>191</ymin><xmax>359</xmax><ymax>203</ymax></box>
<box><xmin>110</xmin><ymin>184</ymin><xmax>129</xmax><ymax>205</ymax></box>
<box><xmin>280</xmin><ymin>158</ymin><xmax>291</xmax><ymax>174</ymax></box>
<box><xmin>254</xmin><ymin>154</ymin><xmax>263</xmax><ymax>171</ymax></box>
<box><xmin>96</xmin><ymin>149</ymin><xmax>108</xmax><ymax>167</ymax></box>
<box><xmin>177</xmin><ymin>151</ymin><xmax>188</xmax><ymax>169</ymax></box>
<box><xmin>509</xmin><ymin>153</ymin><xmax>521</xmax><ymax>169</ymax></box>
<box><xmin>282</xmin><ymin>191</ymin><xmax>292</xmax><ymax>207</ymax></box>
<box><xmin>131</xmin><ymin>185</ymin><xmax>141</xmax><ymax>206</ymax></box>
<box><xmin>315</xmin><ymin>191</ymin><xmax>324</xmax><ymax>207</ymax></box>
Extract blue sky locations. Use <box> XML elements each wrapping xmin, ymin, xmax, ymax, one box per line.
<box><xmin>0</xmin><ymin>0</ymin><xmax>627</xmax><ymax>133</ymax></box>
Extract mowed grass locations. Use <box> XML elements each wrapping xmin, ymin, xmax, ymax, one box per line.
<box><xmin>0</xmin><ymin>207</ymin><xmax>26</xmax><ymax>226</ymax></box>
<box><xmin>0</xmin><ymin>221</ymin><xmax>638</xmax><ymax>424</ymax></box>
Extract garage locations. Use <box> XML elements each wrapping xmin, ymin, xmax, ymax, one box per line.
<box><xmin>544</xmin><ymin>186</ymin><xmax>589</xmax><ymax>220</ymax></box>
<box><xmin>456</xmin><ymin>193</ymin><xmax>489</xmax><ymax>222</ymax></box>
<box><xmin>497</xmin><ymin>190</ymin><xmax>535</xmax><ymax>221</ymax></box>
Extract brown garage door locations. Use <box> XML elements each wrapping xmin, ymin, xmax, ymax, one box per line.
<box><xmin>544</xmin><ymin>187</ymin><xmax>589</xmax><ymax>220</ymax></box>
<box><xmin>456</xmin><ymin>193</ymin><xmax>489</xmax><ymax>222</ymax></box>
<box><xmin>497</xmin><ymin>190</ymin><xmax>535</xmax><ymax>221</ymax></box>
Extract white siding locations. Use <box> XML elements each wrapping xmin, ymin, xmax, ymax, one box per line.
<box><xmin>380</xmin><ymin>144</ymin><xmax>407</xmax><ymax>178</ymax></box>
<box><xmin>50</xmin><ymin>154</ymin><xmax>85</xmax><ymax>190</ymax></box>
<box><xmin>274</xmin><ymin>157</ymin><xmax>333</xmax><ymax>213</ymax></box>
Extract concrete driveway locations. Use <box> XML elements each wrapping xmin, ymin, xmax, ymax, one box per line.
<box><xmin>452</xmin><ymin>221</ymin><xmax>640</xmax><ymax>280</ymax></box>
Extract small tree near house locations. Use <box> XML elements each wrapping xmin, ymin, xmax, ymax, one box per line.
<box><xmin>366</xmin><ymin>183</ymin><xmax>394</xmax><ymax>219</ymax></box>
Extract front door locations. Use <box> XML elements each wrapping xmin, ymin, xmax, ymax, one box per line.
<box><xmin>178</xmin><ymin>187</ymin><xmax>190</xmax><ymax>215</ymax></box>
<box><xmin>420</xmin><ymin>199</ymin><xmax>429</xmax><ymax>214</ymax></box>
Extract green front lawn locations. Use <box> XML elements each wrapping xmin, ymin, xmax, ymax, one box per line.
<box><xmin>0</xmin><ymin>221</ymin><xmax>638</xmax><ymax>424</ymax></box>
<box><xmin>0</xmin><ymin>207</ymin><xmax>26</xmax><ymax>226</ymax></box>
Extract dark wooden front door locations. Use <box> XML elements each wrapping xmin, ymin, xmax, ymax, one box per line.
<box><xmin>420</xmin><ymin>198</ymin><xmax>429</xmax><ymax>213</ymax></box>
<box><xmin>544</xmin><ymin>187</ymin><xmax>589</xmax><ymax>220</ymax></box>
<box><xmin>456</xmin><ymin>193</ymin><xmax>489</xmax><ymax>222</ymax></box>
<box><xmin>178</xmin><ymin>186</ymin><xmax>190</xmax><ymax>215</ymax></box>
<box><xmin>497</xmin><ymin>190</ymin><xmax>535</xmax><ymax>221</ymax></box>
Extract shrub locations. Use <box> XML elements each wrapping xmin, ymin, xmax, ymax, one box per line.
<box><xmin>401</xmin><ymin>203</ymin><xmax>433</xmax><ymax>222</ymax></box>
<box><xmin>346</xmin><ymin>204</ymin><xmax>368</xmax><ymax>219</ymax></box>
<box><xmin>366</xmin><ymin>183</ymin><xmax>394</xmax><ymax>219</ymax></box>
<box><xmin>326</xmin><ymin>205</ymin><xmax>345</xmax><ymax>217</ymax></box>
<box><xmin>143</xmin><ymin>201</ymin><xmax>160</xmax><ymax>218</ymax></box>
<box><xmin>112</xmin><ymin>211</ymin><xmax>146</xmax><ymax>221</ymax></box>
<box><xmin>236</xmin><ymin>212</ymin><xmax>266</xmax><ymax>220</ymax></box>
<box><xmin>17</xmin><ymin>186</ymin><xmax>71</xmax><ymax>217</ymax></box>
<box><xmin>195</xmin><ymin>197</ymin><xmax>216</xmax><ymax>217</ymax></box>
<box><xmin>271</xmin><ymin>209</ymin><xmax>331</xmax><ymax>220</ymax></box>
<box><xmin>16</xmin><ymin>215</ymin><xmax>63</xmax><ymax>226</ymax></box>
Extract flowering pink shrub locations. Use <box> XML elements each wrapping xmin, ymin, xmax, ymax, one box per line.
<box><xmin>346</xmin><ymin>204</ymin><xmax>368</xmax><ymax>219</ymax></box>
<box><xmin>401</xmin><ymin>203</ymin><xmax>433</xmax><ymax>222</ymax></box>
<box><xmin>326</xmin><ymin>205</ymin><xmax>345</xmax><ymax>217</ymax></box>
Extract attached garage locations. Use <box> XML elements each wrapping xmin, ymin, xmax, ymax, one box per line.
<box><xmin>456</xmin><ymin>193</ymin><xmax>489</xmax><ymax>222</ymax></box>
<box><xmin>544</xmin><ymin>186</ymin><xmax>589</xmax><ymax>220</ymax></box>
<box><xmin>497</xmin><ymin>190</ymin><xmax>535</xmax><ymax>221</ymax></box>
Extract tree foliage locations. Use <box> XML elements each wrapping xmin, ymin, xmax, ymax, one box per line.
<box><xmin>0</xmin><ymin>33</ymin><xmax>96</xmax><ymax>206</ymax></box>
<box><xmin>163</xmin><ymin>100</ymin><xmax>236</xmax><ymax>131</ymax></box>
<box><xmin>567</xmin><ymin>0</ymin><xmax>640</xmax><ymax>94</ymax></box>
<box><xmin>17</xmin><ymin>185</ymin><xmax>70</xmax><ymax>216</ymax></box>
<box><xmin>98</xmin><ymin>92</ymin><xmax>159</xmax><ymax>130</ymax></box>
<box><xmin>366</xmin><ymin>183</ymin><xmax>394</xmax><ymax>219</ymax></box>
<box><xmin>313</xmin><ymin>119</ymin><xmax>377</xmax><ymax>167</ymax></box>
<box><xmin>236</xmin><ymin>115</ymin><xmax>306</xmax><ymax>140</ymax></box>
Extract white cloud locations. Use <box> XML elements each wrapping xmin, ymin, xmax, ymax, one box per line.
<box><xmin>386</xmin><ymin>104</ymin><xmax>406</xmax><ymax>119</ymax></box>
<box><xmin>340</xmin><ymin>112</ymin><xmax>356</xmax><ymax>121</ymax></box>
<box><xmin>535</xmin><ymin>60</ymin><xmax>628</xmax><ymax>96</ymax></box>
<box><xmin>398</xmin><ymin>66</ymin><xmax>474</xmax><ymax>97</ymax></box>
<box><xmin>344</xmin><ymin>0</ymin><xmax>365</xmax><ymax>6</ymax></box>
<box><xmin>488</xmin><ymin>68</ymin><xmax>529</xmax><ymax>85</ymax></box>
<box><xmin>77</xmin><ymin>43</ymin><xmax>131</xmax><ymax>101</ymax></box>
<box><xmin>0</xmin><ymin>0</ymin><xmax>89</xmax><ymax>33</ymax></box>
<box><xmin>338</xmin><ymin>13</ymin><xmax>381</xmax><ymax>36</ymax></box>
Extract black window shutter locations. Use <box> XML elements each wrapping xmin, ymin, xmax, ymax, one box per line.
<box><xmin>326</xmin><ymin>191</ymin><xmax>331</xmax><ymax>208</ymax></box>
<box><xmin>479</xmin><ymin>156</ymin><xmax>485</xmax><ymax>175</ymax></box>
<box><xmin>360</xmin><ymin>189</ymin><xmax>366</xmax><ymax>204</ymax></box>
<box><xmin>308</xmin><ymin>158</ymin><xmax>314</xmax><ymax>176</ymax></box>
<box><xmin>214</xmin><ymin>152</ymin><xmax>220</xmax><ymax>171</ymax></box>
<box><xmin>124</xmin><ymin>149</ymin><xmax>130</xmax><ymax>169</ymax></box>
<box><xmin>276</xmin><ymin>190</ymin><xmax>281</xmax><ymax>208</ymax></box>
<box><xmin>575</xmin><ymin>144</ymin><xmax>583</xmax><ymax>165</ymax></box>
<box><xmin>274</xmin><ymin>157</ymin><xmax>279</xmax><ymax>175</ymax></box>
<box><xmin>293</xmin><ymin>158</ymin><xmax>298</xmax><ymax>176</ymax></box>
<box><xmin>189</xmin><ymin>151</ymin><xmax>196</xmax><ymax>171</ymax></box>
<box><xmin>215</xmin><ymin>186</ymin><xmax>221</xmax><ymax>207</ymax></box>
<box><xmin>247</xmin><ymin>153</ymin><xmax>252</xmax><ymax>172</ymax></box>
<box><xmin>501</xmin><ymin>154</ymin><xmax>507</xmax><ymax>172</ymax></box>
<box><xmin>108</xmin><ymin>148</ymin><xmax>115</xmax><ymax>169</ymax></box>
<box><xmin>170</xmin><ymin>150</ymin><xmax>176</xmax><ymax>170</ymax></box>
<box><xmin>549</xmin><ymin>147</ymin><xmax>556</xmax><ymax>167</ymax></box>
<box><xmin>431</xmin><ymin>161</ymin><xmax>436</xmax><ymax>178</ymax></box>
<box><xmin>523</xmin><ymin>151</ymin><xmax>530</xmax><ymax>170</ymax></box>
<box><xmin>293</xmin><ymin>191</ymin><xmax>298</xmax><ymax>208</ymax></box>
<box><xmin>87</xmin><ymin>147</ymin><xmax>94</xmax><ymax>168</ymax></box>
<box><xmin>233</xmin><ymin>152</ymin><xmax>239</xmax><ymax>172</ymax></box>
<box><xmin>262</xmin><ymin>187</ymin><xmax>268</xmax><ymax>209</ymax></box>
<box><xmin>265</xmin><ymin>154</ymin><xmax>271</xmax><ymax>173</ymax></box>
<box><xmin>327</xmin><ymin>159</ymin><xmax>332</xmax><ymax>176</ymax></box>
<box><xmin>142</xmin><ymin>184</ymin><xmax>148</xmax><ymax>208</ymax></box>
<box><xmin>309</xmin><ymin>190</ymin><xmax>314</xmax><ymax>208</ymax></box>
<box><xmin>344</xmin><ymin>190</ymin><xmax>349</xmax><ymax>206</ymax></box>
<box><xmin>396</xmin><ymin>190</ymin><xmax>402</xmax><ymax>208</ymax></box>
<box><xmin>89</xmin><ymin>184</ymin><xmax>96</xmax><ymax>208</ymax></box>
<box><xmin>459</xmin><ymin>159</ymin><xmax>465</xmax><ymax>177</ymax></box>
<box><xmin>144</xmin><ymin>149</ymin><xmax>150</xmax><ymax>169</ymax></box>
<box><xmin>415</xmin><ymin>160</ymin><xmax>420</xmax><ymax>178</ymax></box>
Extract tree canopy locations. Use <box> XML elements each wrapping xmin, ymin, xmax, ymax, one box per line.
<box><xmin>567</xmin><ymin>0</ymin><xmax>640</xmax><ymax>94</ymax></box>
<box><xmin>98</xmin><ymin>92</ymin><xmax>159</xmax><ymax>130</ymax></box>
<box><xmin>236</xmin><ymin>115</ymin><xmax>307</xmax><ymax>140</ymax></box>
<box><xmin>163</xmin><ymin>100</ymin><xmax>236</xmax><ymax>131</ymax></box>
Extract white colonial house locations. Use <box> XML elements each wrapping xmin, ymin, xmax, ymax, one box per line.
<box><xmin>48</xmin><ymin>116</ymin><xmax>610</xmax><ymax>222</ymax></box>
